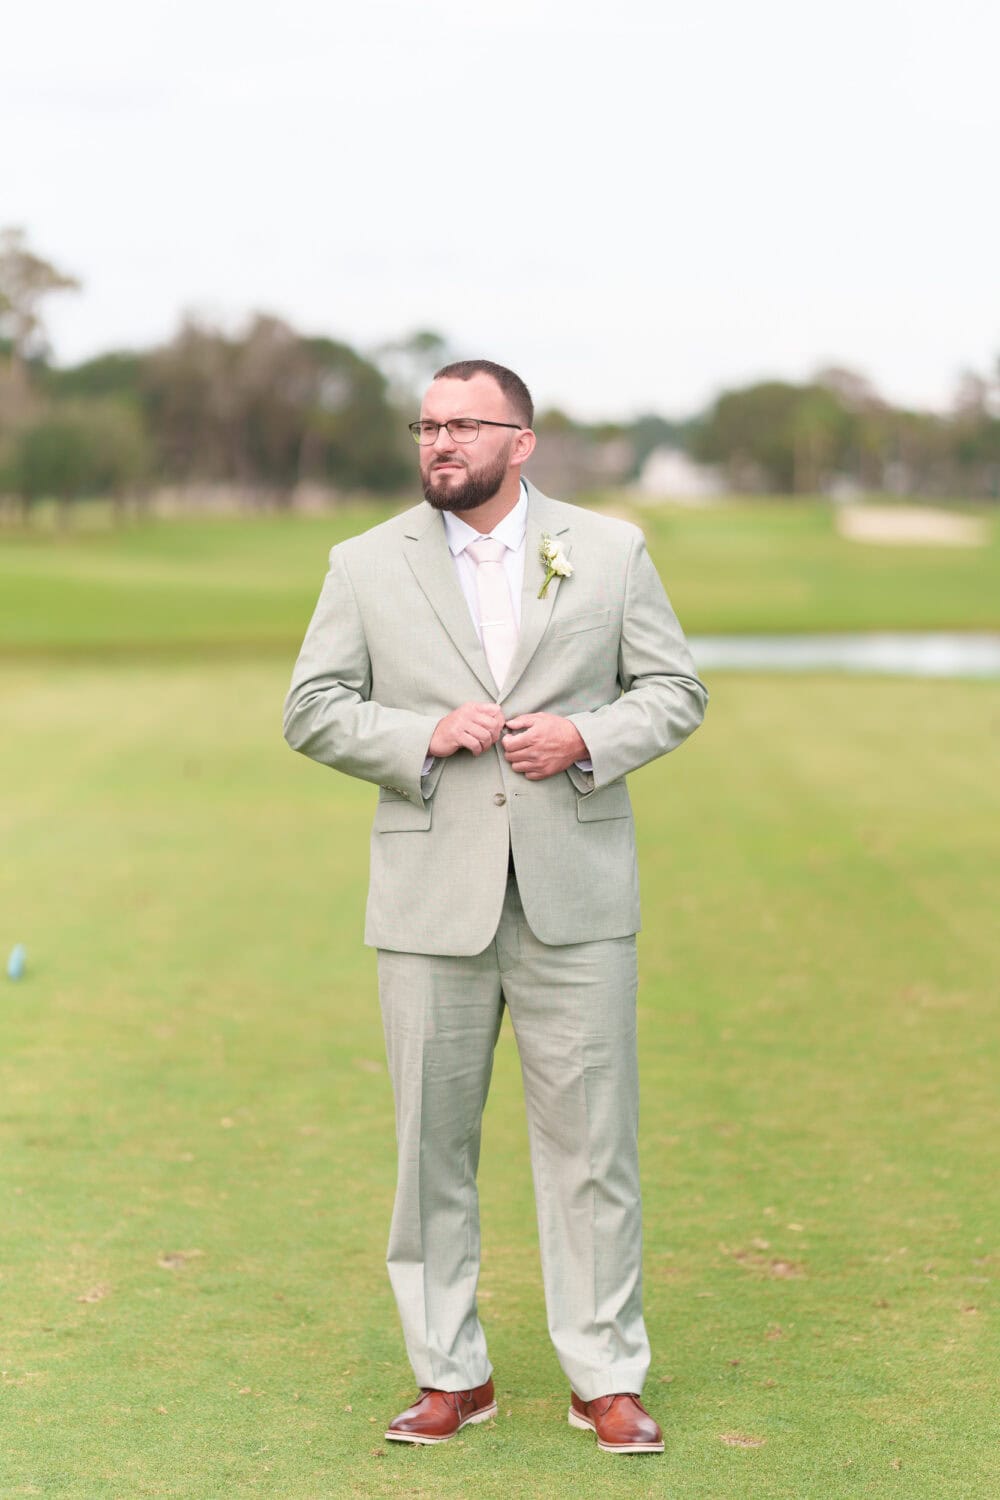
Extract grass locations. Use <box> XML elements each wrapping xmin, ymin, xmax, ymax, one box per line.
<box><xmin>1</xmin><ymin>496</ymin><xmax>999</xmax><ymax>656</ymax></box>
<box><xmin>1</xmin><ymin>503</ymin><xmax>998</xmax><ymax>1494</ymax></box>
<box><xmin>1</xmin><ymin>653</ymin><xmax>998</xmax><ymax>1497</ymax></box>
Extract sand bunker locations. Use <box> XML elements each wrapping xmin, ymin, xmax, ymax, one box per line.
<box><xmin>836</xmin><ymin>504</ymin><xmax>989</xmax><ymax>547</ymax></box>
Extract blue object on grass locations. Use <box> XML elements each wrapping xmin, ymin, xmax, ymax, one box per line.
<box><xmin>7</xmin><ymin>944</ymin><xmax>26</xmax><ymax>980</ymax></box>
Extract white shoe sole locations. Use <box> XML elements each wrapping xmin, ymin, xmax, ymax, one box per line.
<box><xmin>385</xmin><ymin>1401</ymin><xmax>498</xmax><ymax>1444</ymax></box>
<box><xmin>568</xmin><ymin>1406</ymin><xmax>664</xmax><ymax>1453</ymax></box>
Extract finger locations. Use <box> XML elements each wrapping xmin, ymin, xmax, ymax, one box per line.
<box><xmin>457</xmin><ymin>706</ymin><xmax>496</xmax><ymax>733</ymax></box>
<box><xmin>460</xmin><ymin>712</ymin><xmax>493</xmax><ymax>736</ymax></box>
<box><xmin>469</xmin><ymin>708</ymin><xmax>503</xmax><ymax>731</ymax></box>
<box><xmin>503</xmin><ymin>714</ymin><xmax>537</xmax><ymax>731</ymax></box>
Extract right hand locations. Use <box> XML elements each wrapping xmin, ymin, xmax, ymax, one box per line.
<box><xmin>428</xmin><ymin>702</ymin><xmax>505</xmax><ymax>758</ymax></box>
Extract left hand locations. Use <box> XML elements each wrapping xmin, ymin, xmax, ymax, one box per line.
<box><xmin>502</xmin><ymin>713</ymin><xmax>588</xmax><ymax>780</ymax></box>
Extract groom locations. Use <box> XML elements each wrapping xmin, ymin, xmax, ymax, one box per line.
<box><xmin>283</xmin><ymin>360</ymin><xmax>707</xmax><ymax>1454</ymax></box>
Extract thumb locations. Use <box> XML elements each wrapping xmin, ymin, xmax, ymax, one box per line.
<box><xmin>504</xmin><ymin>714</ymin><xmax>536</xmax><ymax>731</ymax></box>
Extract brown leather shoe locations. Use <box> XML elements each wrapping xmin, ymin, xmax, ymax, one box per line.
<box><xmin>568</xmin><ymin>1391</ymin><xmax>664</xmax><ymax>1453</ymax></box>
<box><xmin>385</xmin><ymin>1377</ymin><xmax>497</xmax><ymax>1444</ymax></box>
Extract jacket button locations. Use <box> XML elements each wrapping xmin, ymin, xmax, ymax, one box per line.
<box><xmin>493</xmin><ymin>792</ymin><xmax>507</xmax><ymax>806</ymax></box>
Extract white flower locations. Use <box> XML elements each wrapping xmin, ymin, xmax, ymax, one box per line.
<box><xmin>538</xmin><ymin>533</ymin><xmax>573</xmax><ymax>598</ymax></box>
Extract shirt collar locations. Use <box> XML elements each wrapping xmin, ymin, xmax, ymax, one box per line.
<box><xmin>442</xmin><ymin>479</ymin><xmax>529</xmax><ymax>556</ymax></box>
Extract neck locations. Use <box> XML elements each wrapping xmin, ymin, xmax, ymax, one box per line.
<box><xmin>454</xmin><ymin>471</ymin><xmax>524</xmax><ymax>534</ymax></box>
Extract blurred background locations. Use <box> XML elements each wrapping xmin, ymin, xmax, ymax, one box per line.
<box><xmin>2</xmin><ymin>4</ymin><xmax>999</xmax><ymax>1498</ymax></box>
<box><xmin>2</xmin><ymin>0</ymin><xmax>1000</xmax><ymax>517</ymax></box>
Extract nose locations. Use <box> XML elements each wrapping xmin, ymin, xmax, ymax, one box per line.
<box><xmin>432</xmin><ymin>424</ymin><xmax>457</xmax><ymax>452</ymax></box>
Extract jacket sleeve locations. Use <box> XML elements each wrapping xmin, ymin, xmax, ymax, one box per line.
<box><xmin>566</xmin><ymin>529</ymin><xmax>708</xmax><ymax>788</ymax></box>
<box><xmin>282</xmin><ymin>545</ymin><xmax>440</xmax><ymax>803</ymax></box>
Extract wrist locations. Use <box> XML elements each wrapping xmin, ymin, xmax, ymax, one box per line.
<box><xmin>567</xmin><ymin>723</ymin><xmax>588</xmax><ymax>760</ymax></box>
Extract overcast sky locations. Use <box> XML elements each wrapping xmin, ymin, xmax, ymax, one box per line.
<box><xmin>3</xmin><ymin>0</ymin><xmax>998</xmax><ymax>420</ymax></box>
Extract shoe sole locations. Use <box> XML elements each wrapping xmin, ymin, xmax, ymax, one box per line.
<box><xmin>385</xmin><ymin>1401</ymin><xmax>498</xmax><ymax>1444</ymax></box>
<box><xmin>568</xmin><ymin>1407</ymin><xmax>664</xmax><ymax>1454</ymax></box>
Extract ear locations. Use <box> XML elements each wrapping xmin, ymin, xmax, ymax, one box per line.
<box><xmin>510</xmin><ymin>427</ymin><xmax>536</xmax><ymax>467</ymax></box>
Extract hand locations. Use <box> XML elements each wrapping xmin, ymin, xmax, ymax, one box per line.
<box><xmin>428</xmin><ymin>701</ymin><xmax>505</xmax><ymax>758</ymax></box>
<box><xmin>502</xmin><ymin>713</ymin><xmax>589</xmax><ymax>780</ymax></box>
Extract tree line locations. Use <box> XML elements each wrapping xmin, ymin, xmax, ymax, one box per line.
<box><xmin>1</xmin><ymin>227</ymin><xmax>998</xmax><ymax>515</ymax></box>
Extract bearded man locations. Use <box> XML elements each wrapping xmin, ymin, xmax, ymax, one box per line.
<box><xmin>283</xmin><ymin>359</ymin><xmax>707</xmax><ymax>1453</ymax></box>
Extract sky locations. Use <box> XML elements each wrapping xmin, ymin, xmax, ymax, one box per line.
<box><xmin>2</xmin><ymin>0</ymin><xmax>998</xmax><ymax>421</ymax></box>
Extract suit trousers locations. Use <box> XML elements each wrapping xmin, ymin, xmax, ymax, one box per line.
<box><xmin>376</xmin><ymin>874</ymin><xmax>651</xmax><ymax>1402</ymax></box>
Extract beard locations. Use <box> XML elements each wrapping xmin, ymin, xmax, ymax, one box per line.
<box><xmin>422</xmin><ymin>441</ymin><xmax>513</xmax><ymax>512</ymax></box>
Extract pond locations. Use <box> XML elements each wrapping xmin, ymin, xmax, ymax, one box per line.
<box><xmin>689</xmin><ymin>633</ymin><xmax>1000</xmax><ymax>679</ymax></box>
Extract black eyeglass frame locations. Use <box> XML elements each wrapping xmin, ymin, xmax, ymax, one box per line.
<box><xmin>408</xmin><ymin>418</ymin><xmax>524</xmax><ymax>445</ymax></box>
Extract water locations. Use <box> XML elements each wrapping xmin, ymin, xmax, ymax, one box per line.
<box><xmin>689</xmin><ymin>633</ymin><xmax>1000</xmax><ymax>679</ymax></box>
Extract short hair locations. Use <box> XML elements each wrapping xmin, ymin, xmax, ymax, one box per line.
<box><xmin>432</xmin><ymin>359</ymin><xmax>534</xmax><ymax>429</ymax></box>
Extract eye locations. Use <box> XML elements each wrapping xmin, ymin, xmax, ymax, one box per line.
<box><xmin>450</xmin><ymin>419</ymin><xmax>479</xmax><ymax>438</ymax></box>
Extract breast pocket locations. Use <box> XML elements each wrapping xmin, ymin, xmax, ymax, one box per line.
<box><xmin>552</xmin><ymin>608</ymin><xmax>612</xmax><ymax>639</ymax></box>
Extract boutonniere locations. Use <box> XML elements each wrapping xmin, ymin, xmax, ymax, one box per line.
<box><xmin>538</xmin><ymin>533</ymin><xmax>573</xmax><ymax>599</ymax></box>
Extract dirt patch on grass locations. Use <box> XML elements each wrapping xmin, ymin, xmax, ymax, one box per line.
<box><xmin>722</xmin><ymin>1244</ymin><xmax>806</xmax><ymax>1278</ymax></box>
<box><xmin>836</xmin><ymin>505</ymin><xmax>989</xmax><ymax>547</ymax></box>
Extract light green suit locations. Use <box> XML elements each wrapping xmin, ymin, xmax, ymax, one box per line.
<box><xmin>283</xmin><ymin>482</ymin><xmax>707</xmax><ymax>1398</ymax></box>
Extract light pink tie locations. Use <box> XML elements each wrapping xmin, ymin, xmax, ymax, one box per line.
<box><xmin>467</xmin><ymin>536</ymin><xmax>518</xmax><ymax>692</ymax></box>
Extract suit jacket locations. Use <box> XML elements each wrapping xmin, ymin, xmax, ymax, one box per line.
<box><xmin>283</xmin><ymin>481</ymin><xmax>708</xmax><ymax>955</ymax></box>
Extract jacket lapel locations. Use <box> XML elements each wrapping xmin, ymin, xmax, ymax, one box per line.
<box><xmin>402</xmin><ymin>503</ymin><xmax>499</xmax><ymax>697</ymax></box>
<box><xmin>501</xmin><ymin>483</ymin><xmax>572</xmax><ymax>699</ymax></box>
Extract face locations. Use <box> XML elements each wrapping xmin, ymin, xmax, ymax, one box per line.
<box><xmin>418</xmin><ymin>374</ymin><xmax>524</xmax><ymax>512</ymax></box>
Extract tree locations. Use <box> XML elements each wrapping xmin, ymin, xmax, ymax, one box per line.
<box><xmin>0</xmin><ymin>227</ymin><xmax>80</xmax><ymax>379</ymax></box>
<box><xmin>694</xmin><ymin>380</ymin><xmax>852</xmax><ymax>494</ymax></box>
<box><xmin>11</xmin><ymin>399</ymin><xmax>149</xmax><ymax>521</ymax></box>
<box><xmin>143</xmin><ymin>317</ymin><xmax>242</xmax><ymax>482</ymax></box>
<box><xmin>45</xmin><ymin>350</ymin><xmax>145</xmax><ymax>404</ymax></box>
<box><xmin>143</xmin><ymin>314</ymin><xmax>410</xmax><ymax>497</ymax></box>
<box><xmin>950</xmin><ymin>367</ymin><xmax>1000</xmax><ymax>495</ymax></box>
<box><xmin>815</xmin><ymin>366</ymin><xmax>884</xmax><ymax>414</ymax></box>
<box><xmin>374</xmin><ymin>329</ymin><xmax>452</xmax><ymax>409</ymax></box>
<box><xmin>303</xmin><ymin>335</ymin><xmax>412</xmax><ymax>492</ymax></box>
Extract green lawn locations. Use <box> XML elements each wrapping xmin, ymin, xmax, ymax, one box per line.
<box><xmin>1</xmin><ymin>657</ymin><xmax>997</xmax><ymax>1498</ymax></box>
<box><xmin>2</xmin><ymin>505</ymin><xmax>998</xmax><ymax>1494</ymax></box>
<box><xmin>1</xmin><ymin>497</ymin><xmax>999</xmax><ymax>654</ymax></box>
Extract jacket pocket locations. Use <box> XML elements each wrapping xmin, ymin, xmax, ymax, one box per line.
<box><xmin>576</xmin><ymin>781</ymin><xmax>631</xmax><ymax>822</ymax></box>
<box><xmin>552</xmin><ymin>608</ymin><xmax>612</xmax><ymax>639</ymax></box>
<box><xmin>373</xmin><ymin>797</ymin><xmax>432</xmax><ymax>832</ymax></box>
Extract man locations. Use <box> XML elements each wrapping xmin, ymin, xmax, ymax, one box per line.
<box><xmin>283</xmin><ymin>360</ymin><xmax>707</xmax><ymax>1454</ymax></box>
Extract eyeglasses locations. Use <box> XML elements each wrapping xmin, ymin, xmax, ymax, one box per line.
<box><xmin>408</xmin><ymin>418</ymin><xmax>522</xmax><ymax>446</ymax></box>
